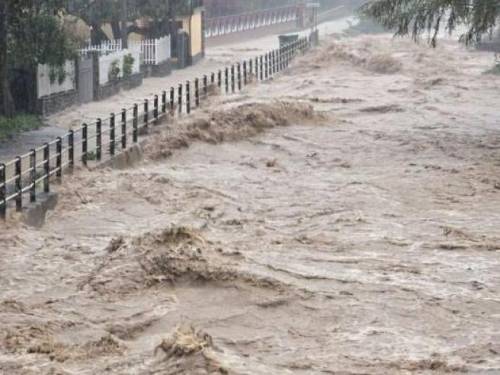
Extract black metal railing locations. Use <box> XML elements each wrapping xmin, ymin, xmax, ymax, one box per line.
<box><xmin>0</xmin><ymin>36</ymin><xmax>312</xmax><ymax>220</ymax></box>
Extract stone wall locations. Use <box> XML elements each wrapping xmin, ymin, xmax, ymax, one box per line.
<box><xmin>142</xmin><ymin>59</ymin><xmax>173</xmax><ymax>78</ymax></box>
<box><xmin>95</xmin><ymin>72</ymin><xmax>143</xmax><ymax>101</ymax></box>
<box><xmin>37</xmin><ymin>90</ymin><xmax>78</xmax><ymax>117</ymax></box>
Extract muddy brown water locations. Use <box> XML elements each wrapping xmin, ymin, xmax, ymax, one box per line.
<box><xmin>1</xmin><ymin>34</ymin><xmax>500</xmax><ymax>374</ymax></box>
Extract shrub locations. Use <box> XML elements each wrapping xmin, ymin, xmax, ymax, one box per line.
<box><xmin>109</xmin><ymin>60</ymin><xmax>121</xmax><ymax>82</ymax></box>
<box><xmin>123</xmin><ymin>54</ymin><xmax>135</xmax><ymax>78</ymax></box>
<box><xmin>0</xmin><ymin>115</ymin><xmax>43</xmax><ymax>140</ymax></box>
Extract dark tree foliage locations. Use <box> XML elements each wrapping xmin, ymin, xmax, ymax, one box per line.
<box><xmin>68</xmin><ymin>0</ymin><xmax>196</xmax><ymax>44</ymax></box>
<box><xmin>0</xmin><ymin>0</ymin><xmax>76</xmax><ymax>116</ymax></box>
<box><xmin>361</xmin><ymin>0</ymin><xmax>500</xmax><ymax>46</ymax></box>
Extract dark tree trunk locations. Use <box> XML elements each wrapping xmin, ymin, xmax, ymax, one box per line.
<box><xmin>90</xmin><ymin>23</ymin><xmax>109</xmax><ymax>45</ymax></box>
<box><xmin>120</xmin><ymin>0</ymin><xmax>128</xmax><ymax>48</ymax></box>
<box><xmin>0</xmin><ymin>1</ymin><xmax>15</xmax><ymax>117</ymax></box>
<box><xmin>111</xmin><ymin>18</ymin><xmax>121</xmax><ymax>41</ymax></box>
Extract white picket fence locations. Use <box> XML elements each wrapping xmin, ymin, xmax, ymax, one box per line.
<box><xmin>81</xmin><ymin>36</ymin><xmax>171</xmax><ymax>65</ymax></box>
<box><xmin>130</xmin><ymin>35</ymin><xmax>171</xmax><ymax>65</ymax></box>
<box><xmin>80</xmin><ymin>40</ymin><xmax>123</xmax><ymax>56</ymax></box>
<box><xmin>37</xmin><ymin>61</ymin><xmax>76</xmax><ymax>98</ymax></box>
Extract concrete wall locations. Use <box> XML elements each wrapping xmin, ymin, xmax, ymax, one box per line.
<box><xmin>190</xmin><ymin>10</ymin><xmax>203</xmax><ymax>57</ymax></box>
<box><xmin>181</xmin><ymin>8</ymin><xmax>203</xmax><ymax>59</ymax></box>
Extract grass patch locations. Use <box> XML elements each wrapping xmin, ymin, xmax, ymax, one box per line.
<box><xmin>0</xmin><ymin>114</ymin><xmax>44</xmax><ymax>141</ymax></box>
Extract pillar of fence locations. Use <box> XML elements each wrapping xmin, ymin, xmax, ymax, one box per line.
<box><xmin>231</xmin><ymin>65</ymin><xmax>235</xmax><ymax>93</ymax></box>
<box><xmin>0</xmin><ymin>164</ymin><xmax>5</xmax><ymax>219</ymax></box>
<box><xmin>170</xmin><ymin>87</ymin><xmax>175</xmax><ymax>115</ymax></box>
<box><xmin>68</xmin><ymin>130</ymin><xmax>75</xmax><ymax>172</ymax></box>
<box><xmin>203</xmin><ymin>75</ymin><xmax>208</xmax><ymax>98</ymax></box>
<box><xmin>260</xmin><ymin>56</ymin><xmax>264</xmax><ymax>80</ymax></box>
<box><xmin>121</xmin><ymin>109</ymin><xmax>127</xmax><ymax>150</ymax></box>
<box><xmin>133</xmin><ymin>104</ymin><xmax>138</xmax><ymax>142</ymax></box>
<box><xmin>109</xmin><ymin>114</ymin><xmax>116</xmax><ymax>157</ymax></box>
<box><xmin>273</xmin><ymin>50</ymin><xmax>278</xmax><ymax>74</ymax></box>
<box><xmin>161</xmin><ymin>91</ymin><xmax>167</xmax><ymax>114</ymax></box>
<box><xmin>243</xmin><ymin>61</ymin><xmax>247</xmax><ymax>85</ymax></box>
<box><xmin>186</xmin><ymin>81</ymin><xmax>191</xmax><ymax>114</ymax></box>
<box><xmin>43</xmin><ymin>143</ymin><xmax>50</xmax><ymax>193</ymax></box>
<box><xmin>82</xmin><ymin>124</ymin><xmax>88</xmax><ymax>166</ymax></box>
<box><xmin>236</xmin><ymin>63</ymin><xmax>240</xmax><ymax>90</ymax></box>
<box><xmin>194</xmin><ymin>78</ymin><xmax>200</xmax><ymax>107</ymax></box>
<box><xmin>154</xmin><ymin>95</ymin><xmax>159</xmax><ymax>124</ymax></box>
<box><xmin>144</xmin><ymin>99</ymin><xmax>149</xmax><ymax>129</ymax></box>
<box><xmin>218</xmin><ymin>70</ymin><xmax>222</xmax><ymax>89</ymax></box>
<box><xmin>178</xmin><ymin>84</ymin><xmax>183</xmax><ymax>114</ymax></box>
<box><xmin>249</xmin><ymin>59</ymin><xmax>253</xmax><ymax>81</ymax></box>
<box><xmin>56</xmin><ymin>137</ymin><xmax>62</xmax><ymax>181</ymax></box>
<box><xmin>264</xmin><ymin>54</ymin><xmax>268</xmax><ymax>80</ymax></box>
<box><xmin>15</xmin><ymin>157</ymin><xmax>22</xmax><ymax>212</ymax></box>
<box><xmin>30</xmin><ymin>150</ymin><xmax>36</xmax><ymax>203</ymax></box>
<box><xmin>96</xmin><ymin>119</ymin><xmax>102</xmax><ymax>161</ymax></box>
<box><xmin>225</xmin><ymin>68</ymin><xmax>229</xmax><ymax>93</ymax></box>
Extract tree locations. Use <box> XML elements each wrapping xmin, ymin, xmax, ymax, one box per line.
<box><xmin>0</xmin><ymin>0</ymin><xmax>76</xmax><ymax>116</ymax></box>
<box><xmin>361</xmin><ymin>0</ymin><xmax>499</xmax><ymax>46</ymax></box>
<box><xmin>0</xmin><ymin>2</ymin><xmax>14</xmax><ymax>116</ymax></box>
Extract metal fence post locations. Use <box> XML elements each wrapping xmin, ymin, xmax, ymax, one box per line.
<box><xmin>30</xmin><ymin>150</ymin><xmax>36</xmax><ymax>203</ymax></box>
<box><xmin>68</xmin><ymin>130</ymin><xmax>74</xmax><ymax>171</ymax></box>
<box><xmin>161</xmin><ymin>91</ymin><xmax>167</xmax><ymax>114</ymax></box>
<box><xmin>273</xmin><ymin>50</ymin><xmax>277</xmax><ymax>74</ymax></box>
<box><xmin>210</xmin><ymin>72</ymin><xmax>215</xmax><ymax>86</ymax></box>
<box><xmin>231</xmin><ymin>65</ymin><xmax>235</xmax><ymax>93</ymax></box>
<box><xmin>0</xmin><ymin>163</ymin><xmax>6</xmax><ymax>219</ymax></box>
<box><xmin>43</xmin><ymin>143</ymin><xmax>50</xmax><ymax>193</ymax></box>
<box><xmin>260</xmin><ymin>56</ymin><xmax>263</xmax><ymax>80</ymax></box>
<box><xmin>243</xmin><ymin>61</ymin><xmax>247</xmax><ymax>85</ymax></box>
<box><xmin>186</xmin><ymin>81</ymin><xmax>191</xmax><ymax>114</ymax></box>
<box><xmin>218</xmin><ymin>70</ymin><xmax>222</xmax><ymax>89</ymax></box>
<box><xmin>225</xmin><ymin>68</ymin><xmax>229</xmax><ymax>93</ymax></box>
<box><xmin>56</xmin><ymin>137</ymin><xmax>62</xmax><ymax>180</ymax></box>
<box><xmin>144</xmin><ymin>99</ymin><xmax>149</xmax><ymax>128</ymax></box>
<box><xmin>121</xmin><ymin>109</ymin><xmax>127</xmax><ymax>150</ymax></box>
<box><xmin>249</xmin><ymin>59</ymin><xmax>253</xmax><ymax>80</ymax></box>
<box><xmin>264</xmin><ymin>54</ymin><xmax>268</xmax><ymax>79</ymax></box>
<box><xmin>178</xmin><ymin>84</ymin><xmax>183</xmax><ymax>114</ymax></box>
<box><xmin>170</xmin><ymin>87</ymin><xmax>175</xmax><ymax>115</ymax></box>
<box><xmin>133</xmin><ymin>104</ymin><xmax>138</xmax><ymax>142</ymax></box>
<box><xmin>154</xmin><ymin>95</ymin><xmax>159</xmax><ymax>123</ymax></box>
<box><xmin>82</xmin><ymin>123</ymin><xmax>88</xmax><ymax>166</ymax></box>
<box><xmin>194</xmin><ymin>78</ymin><xmax>200</xmax><ymax>107</ymax></box>
<box><xmin>203</xmin><ymin>75</ymin><xmax>208</xmax><ymax>97</ymax></box>
<box><xmin>15</xmin><ymin>156</ymin><xmax>22</xmax><ymax>211</ymax></box>
<box><xmin>96</xmin><ymin>118</ymin><xmax>102</xmax><ymax>161</ymax></box>
<box><xmin>237</xmin><ymin>63</ymin><xmax>241</xmax><ymax>90</ymax></box>
<box><xmin>109</xmin><ymin>114</ymin><xmax>116</xmax><ymax>157</ymax></box>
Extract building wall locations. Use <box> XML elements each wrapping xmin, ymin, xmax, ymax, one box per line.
<box><xmin>190</xmin><ymin>9</ymin><xmax>203</xmax><ymax>57</ymax></box>
<box><xmin>181</xmin><ymin>8</ymin><xmax>203</xmax><ymax>58</ymax></box>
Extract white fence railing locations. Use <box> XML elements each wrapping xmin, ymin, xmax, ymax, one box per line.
<box><xmin>82</xmin><ymin>36</ymin><xmax>171</xmax><ymax>66</ymax></box>
<box><xmin>205</xmin><ymin>6</ymin><xmax>299</xmax><ymax>38</ymax></box>
<box><xmin>37</xmin><ymin>60</ymin><xmax>76</xmax><ymax>98</ymax></box>
<box><xmin>80</xmin><ymin>40</ymin><xmax>123</xmax><ymax>56</ymax></box>
<box><xmin>130</xmin><ymin>35</ymin><xmax>171</xmax><ymax>65</ymax></box>
<box><xmin>99</xmin><ymin>48</ymin><xmax>141</xmax><ymax>85</ymax></box>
